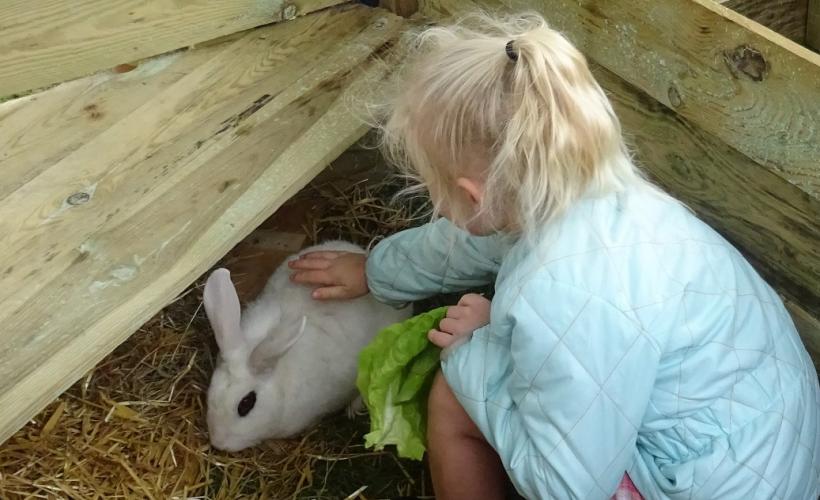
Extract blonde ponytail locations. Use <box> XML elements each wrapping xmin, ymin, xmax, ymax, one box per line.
<box><xmin>379</xmin><ymin>12</ymin><xmax>647</xmax><ymax>235</ymax></box>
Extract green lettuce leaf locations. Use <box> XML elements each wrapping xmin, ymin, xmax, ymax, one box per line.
<box><xmin>356</xmin><ymin>307</ymin><xmax>447</xmax><ymax>460</ymax></box>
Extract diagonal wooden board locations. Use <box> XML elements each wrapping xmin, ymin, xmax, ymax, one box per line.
<box><xmin>0</xmin><ymin>0</ymin><xmax>348</xmax><ymax>98</ymax></box>
<box><xmin>718</xmin><ymin>0</ymin><xmax>809</xmax><ymax>44</ymax></box>
<box><xmin>0</xmin><ymin>5</ymin><xmax>404</xmax><ymax>446</ymax></box>
<box><xmin>810</xmin><ymin>0</ymin><xmax>820</xmax><ymax>51</ymax></box>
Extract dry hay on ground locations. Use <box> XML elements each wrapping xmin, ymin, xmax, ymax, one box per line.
<box><xmin>299</xmin><ymin>177</ymin><xmax>430</xmax><ymax>248</ymax></box>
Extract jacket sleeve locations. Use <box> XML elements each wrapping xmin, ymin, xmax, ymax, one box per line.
<box><xmin>365</xmin><ymin>218</ymin><xmax>510</xmax><ymax>306</ymax></box>
<box><xmin>441</xmin><ymin>276</ymin><xmax>662</xmax><ymax>499</ymax></box>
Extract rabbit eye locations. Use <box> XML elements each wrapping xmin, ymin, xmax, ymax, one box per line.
<box><xmin>237</xmin><ymin>391</ymin><xmax>256</xmax><ymax>417</ymax></box>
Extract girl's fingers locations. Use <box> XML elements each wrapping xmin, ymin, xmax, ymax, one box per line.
<box><xmin>439</xmin><ymin>318</ymin><xmax>470</xmax><ymax>337</ymax></box>
<box><xmin>457</xmin><ymin>293</ymin><xmax>480</xmax><ymax>306</ymax></box>
<box><xmin>290</xmin><ymin>270</ymin><xmax>336</xmax><ymax>286</ymax></box>
<box><xmin>288</xmin><ymin>258</ymin><xmax>330</xmax><ymax>270</ymax></box>
<box><xmin>428</xmin><ymin>329</ymin><xmax>454</xmax><ymax>348</ymax></box>
<box><xmin>446</xmin><ymin>305</ymin><xmax>465</xmax><ymax>319</ymax></box>
<box><xmin>312</xmin><ymin>286</ymin><xmax>349</xmax><ymax>300</ymax></box>
<box><xmin>299</xmin><ymin>251</ymin><xmax>343</xmax><ymax>261</ymax></box>
<box><xmin>459</xmin><ymin>293</ymin><xmax>489</xmax><ymax>307</ymax></box>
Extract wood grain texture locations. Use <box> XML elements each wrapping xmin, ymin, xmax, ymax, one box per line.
<box><xmin>0</xmin><ymin>48</ymin><xmax>220</xmax><ymax>200</ymax></box>
<box><xmin>785</xmin><ymin>300</ymin><xmax>820</xmax><ymax>370</ymax></box>
<box><xmin>0</xmin><ymin>0</ymin><xmax>347</xmax><ymax>98</ymax></box>
<box><xmin>0</xmin><ymin>5</ymin><xmax>404</xmax><ymax>445</ymax></box>
<box><xmin>421</xmin><ymin>0</ymin><xmax>820</xmax><ymax>197</ymax></box>
<box><xmin>381</xmin><ymin>0</ymin><xmax>420</xmax><ymax>17</ymax></box>
<box><xmin>719</xmin><ymin>0</ymin><xmax>808</xmax><ymax>43</ymax></box>
<box><xmin>809</xmin><ymin>0</ymin><xmax>820</xmax><ymax>50</ymax></box>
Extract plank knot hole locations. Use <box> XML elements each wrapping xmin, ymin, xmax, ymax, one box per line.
<box><xmin>67</xmin><ymin>192</ymin><xmax>91</xmax><ymax>206</ymax></box>
<box><xmin>283</xmin><ymin>4</ymin><xmax>298</xmax><ymax>20</ymax></box>
<box><xmin>667</xmin><ymin>85</ymin><xmax>682</xmax><ymax>108</ymax></box>
<box><xmin>723</xmin><ymin>45</ymin><xmax>768</xmax><ymax>82</ymax></box>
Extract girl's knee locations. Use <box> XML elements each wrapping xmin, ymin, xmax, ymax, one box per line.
<box><xmin>429</xmin><ymin>371</ymin><xmax>460</xmax><ymax>413</ymax></box>
<box><xmin>428</xmin><ymin>371</ymin><xmax>482</xmax><ymax>439</ymax></box>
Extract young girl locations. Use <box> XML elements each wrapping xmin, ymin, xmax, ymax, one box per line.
<box><xmin>289</xmin><ymin>13</ymin><xmax>820</xmax><ymax>499</ymax></box>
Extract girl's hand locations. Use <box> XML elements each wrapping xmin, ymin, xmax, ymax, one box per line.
<box><xmin>288</xmin><ymin>251</ymin><xmax>368</xmax><ymax>300</ymax></box>
<box><xmin>428</xmin><ymin>293</ymin><xmax>491</xmax><ymax>348</ymax></box>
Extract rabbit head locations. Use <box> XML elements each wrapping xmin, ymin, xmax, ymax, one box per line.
<box><xmin>202</xmin><ymin>268</ymin><xmax>306</xmax><ymax>452</ymax></box>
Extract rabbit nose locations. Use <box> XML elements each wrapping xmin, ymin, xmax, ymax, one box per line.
<box><xmin>208</xmin><ymin>431</ymin><xmax>233</xmax><ymax>451</ymax></box>
<box><xmin>209</xmin><ymin>431</ymin><xmax>251</xmax><ymax>453</ymax></box>
<box><xmin>210</xmin><ymin>435</ymin><xmax>237</xmax><ymax>452</ymax></box>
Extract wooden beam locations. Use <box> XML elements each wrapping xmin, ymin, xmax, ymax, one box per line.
<box><xmin>0</xmin><ymin>49</ymin><xmax>223</xmax><ymax>200</ymax></box>
<box><xmin>0</xmin><ymin>5</ymin><xmax>404</xmax><ymax>446</ymax></box>
<box><xmin>0</xmin><ymin>0</ymin><xmax>347</xmax><ymax>98</ymax></box>
<box><xmin>421</xmin><ymin>0</ymin><xmax>820</xmax><ymax>198</ymax></box>
<box><xmin>380</xmin><ymin>0</ymin><xmax>420</xmax><ymax>17</ymax></box>
<box><xmin>719</xmin><ymin>0</ymin><xmax>809</xmax><ymax>43</ymax></box>
<box><xmin>809</xmin><ymin>0</ymin><xmax>820</xmax><ymax>50</ymax></box>
<box><xmin>785</xmin><ymin>299</ymin><xmax>820</xmax><ymax>371</ymax></box>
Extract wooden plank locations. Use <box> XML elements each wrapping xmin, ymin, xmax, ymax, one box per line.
<box><xmin>0</xmin><ymin>49</ymin><xmax>222</xmax><ymax>200</ymax></box>
<box><xmin>0</xmin><ymin>5</ymin><xmax>404</xmax><ymax>445</ymax></box>
<box><xmin>0</xmin><ymin>0</ymin><xmax>347</xmax><ymax>98</ymax></box>
<box><xmin>719</xmin><ymin>0</ymin><xmax>808</xmax><ymax>43</ymax></box>
<box><xmin>380</xmin><ymin>0</ymin><xmax>420</xmax><ymax>16</ymax></box>
<box><xmin>421</xmin><ymin>0</ymin><xmax>820</xmax><ymax>198</ymax></box>
<box><xmin>809</xmin><ymin>0</ymin><xmax>820</xmax><ymax>50</ymax></box>
<box><xmin>785</xmin><ymin>300</ymin><xmax>820</xmax><ymax>370</ymax></box>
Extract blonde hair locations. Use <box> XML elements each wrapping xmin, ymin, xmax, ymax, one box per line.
<box><xmin>378</xmin><ymin>12</ymin><xmax>647</xmax><ymax>235</ymax></box>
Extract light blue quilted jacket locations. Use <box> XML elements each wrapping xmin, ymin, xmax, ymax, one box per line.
<box><xmin>366</xmin><ymin>187</ymin><xmax>820</xmax><ymax>499</ymax></box>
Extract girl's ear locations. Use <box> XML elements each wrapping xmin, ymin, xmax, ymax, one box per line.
<box><xmin>203</xmin><ymin>268</ymin><xmax>243</xmax><ymax>356</ymax></box>
<box><xmin>455</xmin><ymin>176</ymin><xmax>485</xmax><ymax>206</ymax></box>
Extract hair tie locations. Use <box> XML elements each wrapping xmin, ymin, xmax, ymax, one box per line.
<box><xmin>505</xmin><ymin>40</ymin><xmax>518</xmax><ymax>62</ymax></box>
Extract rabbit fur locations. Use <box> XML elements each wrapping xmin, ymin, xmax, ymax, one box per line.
<box><xmin>202</xmin><ymin>240</ymin><xmax>410</xmax><ymax>452</ymax></box>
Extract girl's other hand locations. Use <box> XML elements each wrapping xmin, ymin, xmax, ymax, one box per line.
<box><xmin>429</xmin><ymin>293</ymin><xmax>491</xmax><ymax>348</ymax></box>
<box><xmin>288</xmin><ymin>251</ymin><xmax>368</xmax><ymax>300</ymax></box>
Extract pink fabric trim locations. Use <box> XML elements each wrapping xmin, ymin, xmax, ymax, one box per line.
<box><xmin>610</xmin><ymin>473</ymin><xmax>643</xmax><ymax>500</ymax></box>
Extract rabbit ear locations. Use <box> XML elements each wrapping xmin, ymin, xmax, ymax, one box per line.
<box><xmin>248</xmin><ymin>315</ymin><xmax>309</xmax><ymax>369</ymax></box>
<box><xmin>203</xmin><ymin>268</ymin><xmax>243</xmax><ymax>356</ymax></box>
<box><xmin>276</xmin><ymin>315</ymin><xmax>308</xmax><ymax>355</ymax></box>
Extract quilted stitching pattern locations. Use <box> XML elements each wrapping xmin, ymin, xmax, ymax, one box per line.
<box><xmin>367</xmin><ymin>188</ymin><xmax>820</xmax><ymax>499</ymax></box>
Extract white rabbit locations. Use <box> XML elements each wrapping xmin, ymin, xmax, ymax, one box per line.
<box><xmin>202</xmin><ymin>240</ymin><xmax>410</xmax><ymax>452</ymax></box>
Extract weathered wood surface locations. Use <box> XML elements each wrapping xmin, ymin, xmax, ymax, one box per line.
<box><xmin>786</xmin><ymin>300</ymin><xmax>820</xmax><ymax>370</ymax></box>
<box><xmin>719</xmin><ymin>0</ymin><xmax>809</xmax><ymax>43</ymax></box>
<box><xmin>0</xmin><ymin>49</ymin><xmax>220</xmax><ymax>201</ymax></box>
<box><xmin>0</xmin><ymin>0</ymin><xmax>347</xmax><ymax>98</ymax></box>
<box><xmin>809</xmin><ymin>0</ymin><xmax>820</xmax><ymax>50</ymax></box>
<box><xmin>422</xmin><ymin>0</ymin><xmax>820</xmax><ymax>198</ymax></box>
<box><xmin>381</xmin><ymin>0</ymin><xmax>420</xmax><ymax>17</ymax></box>
<box><xmin>0</xmin><ymin>5</ymin><xmax>403</xmax><ymax>445</ymax></box>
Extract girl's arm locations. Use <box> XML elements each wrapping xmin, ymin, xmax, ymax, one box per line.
<box><xmin>443</xmin><ymin>276</ymin><xmax>662</xmax><ymax>499</ymax></box>
<box><xmin>365</xmin><ymin>218</ymin><xmax>510</xmax><ymax>306</ymax></box>
<box><xmin>289</xmin><ymin>218</ymin><xmax>510</xmax><ymax>303</ymax></box>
